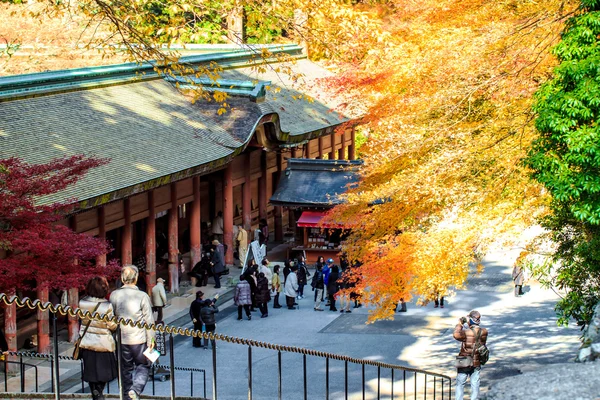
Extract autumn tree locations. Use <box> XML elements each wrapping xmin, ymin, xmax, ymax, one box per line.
<box><xmin>524</xmin><ymin>0</ymin><xmax>600</xmax><ymax>327</ymax></box>
<box><xmin>0</xmin><ymin>156</ymin><xmax>119</xmax><ymax>351</ymax></box>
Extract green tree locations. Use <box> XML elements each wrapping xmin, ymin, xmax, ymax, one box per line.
<box><xmin>525</xmin><ymin>0</ymin><xmax>600</xmax><ymax>327</ymax></box>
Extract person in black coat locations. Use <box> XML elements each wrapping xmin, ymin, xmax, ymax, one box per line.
<box><xmin>283</xmin><ymin>259</ymin><xmax>292</xmax><ymax>283</ymax></box>
<box><xmin>255</xmin><ymin>272</ymin><xmax>271</xmax><ymax>318</ymax></box>
<box><xmin>189</xmin><ymin>291</ymin><xmax>205</xmax><ymax>348</ymax></box>
<box><xmin>242</xmin><ymin>260</ymin><xmax>259</xmax><ymax>311</ymax></box>
<box><xmin>327</xmin><ymin>266</ymin><xmax>340</xmax><ymax>311</ymax></box>
<box><xmin>296</xmin><ymin>256</ymin><xmax>310</xmax><ymax>299</ymax></box>
<box><xmin>200</xmin><ymin>298</ymin><xmax>219</xmax><ymax>349</ymax></box>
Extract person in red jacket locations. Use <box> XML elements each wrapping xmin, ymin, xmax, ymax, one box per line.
<box><xmin>453</xmin><ymin>310</ymin><xmax>488</xmax><ymax>400</ymax></box>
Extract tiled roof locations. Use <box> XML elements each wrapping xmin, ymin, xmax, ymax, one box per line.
<box><xmin>0</xmin><ymin>46</ymin><xmax>350</xmax><ymax>208</ymax></box>
<box><xmin>270</xmin><ymin>159</ymin><xmax>363</xmax><ymax>207</ymax></box>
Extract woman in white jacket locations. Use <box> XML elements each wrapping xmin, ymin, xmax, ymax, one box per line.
<box><xmin>78</xmin><ymin>277</ymin><xmax>118</xmax><ymax>400</ymax></box>
<box><xmin>284</xmin><ymin>265</ymin><xmax>298</xmax><ymax>309</ymax></box>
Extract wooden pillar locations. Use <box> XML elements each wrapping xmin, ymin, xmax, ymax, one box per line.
<box><xmin>36</xmin><ymin>286</ymin><xmax>50</xmax><ymax>353</ymax></box>
<box><xmin>258</xmin><ymin>152</ymin><xmax>268</xmax><ymax>221</ymax></box>
<box><xmin>274</xmin><ymin>152</ymin><xmax>284</xmax><ymax>241</ymax></box>
<box><xmin>349</xmin><ymin>128</ymin><xmax>356</xmax><ymax>160</ymax></box>
<box><xmin>190</xmin><ymin>176</ymin><xmax>202</xmax><ymax>269</ymax></box>
<box><xmin>288</xmin><ymin>207</ymin><xmax>296</xmax><ymax>229</ymax></box>
<box><xmin>243</xmin><ymin>154</ymin><xmax>252</xmax><ymax>231</ymax></box>
<box><xmin>329</xmin><ymin>132</ymin><xmax>336</xmax><ymax>160</ymax></box>
<box><xmin>338</xmin><ymin>132</ymin><xmax>346</xmax><ymax>160</ymax></box>
<box><xmin>96</xmin><ymin>207</ymin><xmax>106</xmax><ymax>267</ymax></box>
<box><xmin>305</xmin><ymin>141</ymin><xmax>311</xmax><ymax>159</ymax></box>
<box><xmin>67</xmin><ymin>217</ymin><xmax>79</xmax><ymax>343</ymax></box>
<box><xmin>146</xmin><ymin>190</ymin><xmax>156</xmax><ymax>295</ymax></box>
<box><xmin>223</xmin><ymin>163</ymin><xmax>234</xmax><ymax>265</ymax></box>
<box><xmin>67</xmin><ymin>288</ymin><xmax>79</xmax><ymax>343</ymax></box>
<box><xmin>3</xmin><ymin>299</ymin><xmax>17</xmax><ymax>370</ymax></box>
<box><xmin>292</xmin><ymin>147</ymin><xmax>299</xmax><ymax>158</ymax></box>
<box><xmin>318</xmin><ymin>136</ymin><xmax>324</xmax><ymax>159</ymax></box>
<box><xmin>122</xmin><ymin>198</ymin><xmax>132</xmax><ymax>265</ymax></box>
<box><xmin>168</xmin><ymin>183</ymin><xmax>179</xmax><ymax>293</ymax></box>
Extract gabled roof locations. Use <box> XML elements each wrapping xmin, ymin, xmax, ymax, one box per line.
<box><xmin>0</xmin><ymin>45</ymin><xmax>351</xmax><ymax>209</ymax></box>
<box><xmin>270</xmin><ymin>158</ymin><xmax>363</xmax><ymax>208</ymax></box>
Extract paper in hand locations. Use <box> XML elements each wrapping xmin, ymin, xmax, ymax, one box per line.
<box><xmin>143</xmin><ymin>347</ymin><xmax>160</xmax><ymax>363</ymax></box>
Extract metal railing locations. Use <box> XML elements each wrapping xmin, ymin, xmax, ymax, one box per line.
<box><xmin>0</xmin><ymin>293</ymin><xmax>452</xmax><ymax>399</ymax></box>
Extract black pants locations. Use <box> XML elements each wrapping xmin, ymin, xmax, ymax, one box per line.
<box><xmin>328</xmin><ymin>293</ymin><xmax>336</xmax><ymax>310</ymax></box>
<box><xmin>89</xmin><ymin>382</ymin><xmax>106</xmax><ymax>400</ymax></box>
<box><xmin>258</xmin><ymin>302</ymin><xmax>268</xmax><ymax>316</ymax></box>
<box><xmin>153</xmin><ymin>306</ymin><xmax>163</xmax><ymax>323</ymax></box>
<box><xmin>238</xmin><ymin>305</ymin><xmax>251</xmax><ymax>319</ymax></box>
<box><xmin>298</xmin><ymin>284</ymin><xmax>305</xmax><ymax>296</ymax></box>
<box><xmin>273</xmin><ymin>293</ymin><xmax>281</xmax><ymax>307</ymax></box>
<box><xmin>193</xmin><ymin>321</ymin><xmax>203</xmax><ymax>347</ymax></box>
<box><xmin>286</xmin><ymin>295</ymin><xmax>295</xmax><ymax>309</ymax></box>
<box><xmin>204</xmin><ymin>323</ymin><xmax>216</xmax><ymax>348</ymax></box>
<box><xmin>434</xmin><ymin>297</ymin><xmax>444</xmax><ymax>307</ymax></box>
<box><xmin>515</xmin><ymin>285</ymin><xmax>523</xmax><ymax>296</ymax></box>
<box><xmin>214</xmin><ymin>273</ymin><xmax>221</xmax><ymax>288</ymax></box>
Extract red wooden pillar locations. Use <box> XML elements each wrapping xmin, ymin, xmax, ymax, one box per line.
<box><xmin>122</xmin><ymin>198</ymin><xmax>132</xmax><ymax>265</ymax></box>
<box><xmin>3</xmin><ymin>299</ymin><xmax>17</xmax><ymax>370</ymax></box>
<box><xmin>243</xmin><ymin>154</ymin><xmax>252</xmax><ymax>231</ymax></box>
<box><xmin>305</xmin><ymin>141</ymin><xmax>311</xmax><ymax>158</ymax></box>
<box><xmin>146</xmin><ymin>190</ymin><xmax>156</xmax><ymax>295</ymax></box>
<box><xmin>190</xmin><ymin>176</ymin><xmax>202</xmax><ymax>269</ymax></box>
<box><xmin>168</xmin><ymin>183</ymin><xmax>179</xmax><ymax>293</ymax></box>
<box><xmin>258</xmin><ymin>151</ymin><xmax>268</xmax><ymax>221</ymax></box>
<box><xmin>318</xmin><ymin>136</ymin><xmax>324</xmax><ymax>159</ymax></box>
<box><xmin>338</xmin><ymin>131</ymin><xmax>346</xmax><ymax>160</ymax></box>
<box><xmin>223</xmin><ymin>164</ymin><xmax>234</xmax><ymax>265</ymax></box>
<box><xmin>349</xmin><ymin>128</ymin><xmax>356</xmax><ymax>160</ymax></box>
<box><xmin>96</xmin><ymin>206</ymin><xmax>106</xmax><ymax>267</ymax></box>
<box><xmin>274</xmin><ymin>152</ymin><xmax>284</xmax><ymax>241</ymax></box>
<box><xmin>329</xmin><ymin>132</ymin><xmax>336</xmax><ymax>160</ymax></box>
<box><xmin>36</xmin><ymin>286</ymin><xmax>50</xmax><ymax>353</ymax></box>
<box><xmin>67</xmin><ymin>288</ymin><xmax>79</xmax><ymax>342</ymax></box>
<box><xmin>67</xmin><ymin>217</ymin><xmax>79</xmax><ymax>343</ymax></box>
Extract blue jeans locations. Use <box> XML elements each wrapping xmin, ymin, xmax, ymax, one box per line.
<box><xmin>455</xmin><ymin>367</ymin><xmax>481</xmax><ymax>400</ymax></box>
<box><xmin>120</xmin><ymin>343</ymin><xmax>151</xmax><ymax>397</ymax></box>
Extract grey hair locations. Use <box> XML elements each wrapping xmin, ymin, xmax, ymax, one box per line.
<box><xmin>121</xmin><ymin>264</ymin><xmax>139</xmax><ymax>285</ymax></box>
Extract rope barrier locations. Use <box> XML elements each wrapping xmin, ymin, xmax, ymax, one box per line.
<box><xmin>0</xmin><ymin>293</ymin><xmax>451</xmax><ymax>380</ymax></box>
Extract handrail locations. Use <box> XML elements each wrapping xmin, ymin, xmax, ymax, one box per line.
<box><xmin>0</xmin><ymin>293</ymin><xmax>450</xmax><ymax>380</ymax></box>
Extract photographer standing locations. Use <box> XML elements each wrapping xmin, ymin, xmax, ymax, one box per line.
<box><xmin>453</xmin><ymin>310</ymin><xmax>488</xmax><ymax>400</ymax></box>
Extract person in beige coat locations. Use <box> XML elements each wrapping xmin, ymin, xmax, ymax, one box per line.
<box><xmin>151</xmin><ymin>278</ymin><xmax>168</xmax><ymax>322</ymax></box>
<box><xmin>78</xmin><ymin>276</ymin><xmax>118</xmax><ymax>400</ymax></box>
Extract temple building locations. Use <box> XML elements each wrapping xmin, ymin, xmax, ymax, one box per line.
<box><xmin>0</xmin><ymin>44</ymin><xmax>357</xmax><ymax>351</ymax></box>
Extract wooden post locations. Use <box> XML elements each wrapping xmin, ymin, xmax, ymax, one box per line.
<box><xmin>274</xmin><ymin>152</ymin><xmax>284</xmax><ymax>241</ymax></box>
<box><xmin>68</xmin><ymin>217</ymin><xmax>79</xmax><ymax>343</ymax></box>
<box><xmin>258</xmin><ymin>151</ymin><xmax>268</xmax><ymax>221</ymax></box>
<box><xmin>146</xmin><ymin>190</ymin><xmax>156</xmax><ymax>295</ymax></box>
<box><xmin>292</xmin><ymin>147</ymin><xmax>299</xmax><ymax>158</ymax></box>
<box><xmin>305</xmin><ymin>141</ymin><xmax>311</xmax><ymax>159</ymax></box>
<box><xmin>3</xmin><ymin>299</ymin><xmax>17</xmax><ymax>371</ymax></box>
<box><xmin>349</xmin><ymin>128</ymin><xmax>356</xmax><ymax>160</ymax></box>
<box><xmin>243</xmin><ymin>153</ymin><xmax>252</xmax><ymax>231</ymax></box>
<box><xmin>329</xmin><ymin>132</ymin><xmax>336</xmax><ymax>160</ymax></box>
<box><xmin>36</xmin><ymin>286</ymin><xmax>50</xmax><ymax>353</ymax></box>
<box><xmin>223</xmin><ymin>164</ymin><xmax>234</xmax><ymax>265</ymax></box>
<box><xmin>122</xmin><ymin>198</ymin><xmax>132</xmax><ymax>265</ymax></box>
<box><xmin>168</xmin><ymin>183</ymin><xmax>179</xmax><ymax>293</ymax></box>
<box><xmin>338</xmin><ymin>131</ymin><xmax>346</xmax><ymax>160</ymax></box>
<box><xmin>96</xmin><ymin>207</ymin><xmax>106</xmax><ymax>267</ymax></box>
<box><xmin>318</xmin><ymin>136</ymin><xmax>324</xmax><ymax>159</ymax></box>
<box><xmin>190</xmin><ymin>176</ymin><xmax>202</xmax><ymax>270</ymax></box>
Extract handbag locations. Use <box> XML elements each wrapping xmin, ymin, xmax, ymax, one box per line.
<box><xmin>454</xmin><ymin>327</ymin><xmax>483</xmax><ymax>368</ymax></box>
<box><xmin>73</xmin><ymin>302</ymin><xmax>100</xmax><ymax>360</ymax></box>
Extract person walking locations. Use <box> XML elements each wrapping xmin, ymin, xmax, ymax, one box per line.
<box><xmin>78</xmin><ymin>277</ymin><xmax>118</xmax><ymax>400</ymax></box>
<box><xmin>311</xmin><ymin>263</ymin><xmax>325</xmax><ymax>311</ymax></box>
<box><xmin>189</xmin><ymin>291</ymin><xmax>205</xmax><ymax>348</ymax></box>
<box><xmin>256</xmin><ymin>272</ymin><xmax>271</xmax><ymax>318</ymax></box>
<box><xmin>512</xmin><ymin>264</ymin><xmax>525</xmax><ymax>297</ymax></box>
<box><xmin>454</xmin><ymin>310</ymin><xmax>488</xmax><ymax>400</ymax></box>
<box><xmin>284</xmin><ymin>265</ymin><xmax>299</xmax><ymax>309</ymax></box>
<box><xmin>272</xmin><ymin>265</ymin><xmax>283</xmax><ymax>309</ymax></box>
<box><xmin>327</xmin><ymin>265</ymin><xmax>340</xmax><ymax>312</ymax></box>
<box><xmin>210</xmin><ymin>240</ymin><xmax>225</xmax><ymax>289</ymax></box>
<box><xmin>434</xmin><ymin>294</ymin><xmax>445</xmax><ymax>308</ymax></box>
<box><xmin>235</xmin><ymin>276</ymin><xmax>253</xmax><ymax>320</ymax></box>
<box><xmin>110</xmin><ymin>265</ymin><xmax>155</xmax><ymax>400</ymax></box>
<box><xmin>211</xmin><ymin>211</ymin><xmax>224</xmax><ymax>243</ymax></box>
<box><xmin>236</xmin><ymin>225</ymin><xmax>248</xmax><ymax>267</ymax></box>
<box><xmin>151</xmin><ymin>278</ymin><xmax>168</xmax><ymax>323</ymax></box>
<box><xmin>200</xmin><ymin>297</ymin><xmax>219</xmax><ymax>349</ymax></box>
<box><xmin>296</xmin><ymin>256</ymin><xmax>310</xmax><ymax>299</ymax></box>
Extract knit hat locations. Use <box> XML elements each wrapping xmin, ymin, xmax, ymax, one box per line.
<box><xmin>469</xmin><ymin>310</ymin><xmax>481</xmax><ymax>325</ymax></box>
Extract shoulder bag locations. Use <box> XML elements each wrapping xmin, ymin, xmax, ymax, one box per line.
<box><xmin>72</xmin><ymin>302</ymin><xmax>101</xmax><ymax>360</ymax></box>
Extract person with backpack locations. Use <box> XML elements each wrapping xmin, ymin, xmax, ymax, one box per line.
<box><xmin>453</xmin><ymin>310</ymin><xmax>489</xmax><ymax>400</ymax></box>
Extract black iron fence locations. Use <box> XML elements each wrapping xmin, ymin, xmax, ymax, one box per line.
<box><xmin>0</xmin><ymin>293</ymin><xmax>452</xmax><ymax>399</ymax></box>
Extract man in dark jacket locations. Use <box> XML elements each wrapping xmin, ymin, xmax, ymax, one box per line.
<box><xmin>210</xmin><ymin>241</ymin><xmax>225</xmax><ymax>289</ymax></box>
<box><xmin>453</xmin><ymin>310</ymin><xmax>488</xmax><ymax>400</ymax></box>
<box><xmin>311</xmin><ymin>264</ymin><xmax>325</xmax><ymax>311</ymax></box>
<box><xmin>327</xmin><ymin>266</ymin><xmax>340</xmax><ymax>311</ymax></box>
<box><xmin>189</xmin><ymin>291</ymin><xmax>205</xmax><ymax>348</ymax></box>
<box><xmin>200</xmin><ymin>298</ymin><xmax>219</xmax><ymax>349</ymax></box>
